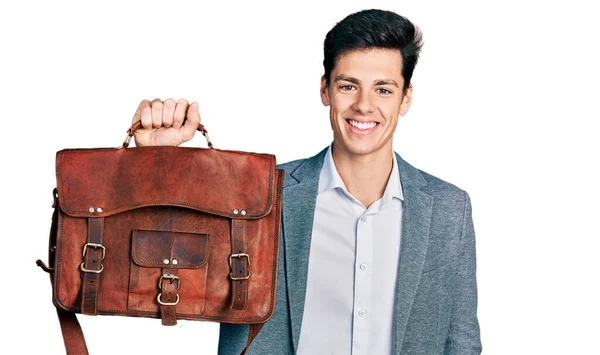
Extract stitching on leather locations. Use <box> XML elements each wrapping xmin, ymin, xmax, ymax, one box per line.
<box><xmin>54</xmin><ymin>212</ymin><xmax>64</xmax><ymax>305</ymax></box>
<box><xmin>242</xmin><ymin>220</ymin><xmax>248</xmax><ymax>310</ymax></box>
<box><xmin>93</xmin><ymin>308</ymin><xmax>268</xmax><ymax>323</ymax></box>
<box><xmin>268</xmin><ymin>170</ymin><xmax>284</xmax><ymax>318</ymax></box>
<box><xmin>200</xmin><ymin>259</ymin><xmax>209</xmax><ymax>316</ymax></box>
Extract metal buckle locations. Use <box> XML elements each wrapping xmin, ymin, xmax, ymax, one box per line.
<box><xmin>82</xmin><ymin>243</ymin><xmax>106</xmax><ymax>260</ymax></box>
<box><xmin>158</xmin><ymin>274</ymin><xmax>181</xmax><ymax>291</ymax></box>
<box><xmin>157</xmin><ymin>293</ymin><xmax>179</xmax><ymax>306</ymax></box>
<box><xmin>80</xmin><ymin>262</ymin><xmax>104</xmax><ymax>273</ymax></box>
<box><xmin>229</xmin><ymin>253</ymin><xmax>251</xmax><ymax>267</ymax></box>
<box><xmin>229</xmin><ymin>253</ymin><xmax>251</xmax><ymax>281</ymax></box>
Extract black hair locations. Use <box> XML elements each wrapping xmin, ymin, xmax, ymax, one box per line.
<box><xmin>323</xmin><ymin>9</ymin><xmax>424</xmax><ymax>93</ymax></box>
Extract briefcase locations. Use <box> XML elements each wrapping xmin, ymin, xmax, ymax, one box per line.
<box><xmin>37</xmin><ymin>121</ymin><xmax>284</xmax><ymax>354</ymax></box>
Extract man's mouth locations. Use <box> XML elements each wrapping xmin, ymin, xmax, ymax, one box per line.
<box><xmin>346</xmin><ymin>119</ymin><xmax>379</xmax><ymax>131</ymax></box>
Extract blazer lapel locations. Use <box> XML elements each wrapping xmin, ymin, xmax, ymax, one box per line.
<box><xmin>392</xmin><ymin>152</ymin><xmax>434</xmax><ymax>354</ymax></box>
<box><xmin>281</xmin><ymin>147</ymin><xmax>328</xmax><ymax>352</ymax></box>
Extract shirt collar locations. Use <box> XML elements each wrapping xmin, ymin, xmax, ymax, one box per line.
<box><xmin>318</xmin><ymin>144</ymin><xmax>404</xmax><ymax>202</ymax></box>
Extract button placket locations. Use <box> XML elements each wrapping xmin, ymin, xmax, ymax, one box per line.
<box><xmin>352</xmin><ymin>207</ymin><xmax>371</xmax><ymax>355</ymax></box>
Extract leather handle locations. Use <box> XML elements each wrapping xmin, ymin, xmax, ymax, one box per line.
<box><xmin>122</xmin><ymin>118</ymin><xmax>213</xmax><ymax>148</ymax></box>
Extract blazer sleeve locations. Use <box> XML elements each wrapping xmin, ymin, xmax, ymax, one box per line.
<box><xmin>444</xmin><ymin>191</ymin><xmax>482</xmax><ymax>354</ymax></box>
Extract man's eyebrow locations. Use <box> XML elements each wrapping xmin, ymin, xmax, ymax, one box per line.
<box><xmin>374</xmin><ymin>79</ymin><xmax>399</xmax><ymax>87</ymax></box>
<box><xmin>334</xmin><ymin>75</ymin><xmax>399</xmax><ymax>88</ymax></box>
<box><xmin>334</xmin><ymin>75</ymin><xmax>360</xmax><ymax>85</ymax></box>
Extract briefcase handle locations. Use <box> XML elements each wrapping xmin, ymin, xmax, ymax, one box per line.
<box><xmin>122</xmin><ymin>118</ymin><xmax>213</xmax><ymax>149</ymax></box>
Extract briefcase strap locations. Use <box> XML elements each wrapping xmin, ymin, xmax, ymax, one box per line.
<box><xmin>50</xmin><ymin>303</ymin><xmax>264</xmax><ymax>355</ymax></box>
<box><xmin>56</xmin><ymin>307</ymin><xmax>90</xmax><ymax>355</ymax></box>
<box><xmin>230</xmin><ymin>219</ymin><xmax>250</xmax><ymax>310</ymax></box>
<box><xmin>50</xmin><ymin>308</ymin><xmax>265</xmax><ymax>355</ymax></box>
<box><xmin>80</xmin><ymin>217</ymin><xmax>105</xmax><ymax>315</ymax></box>
<box><xmin>158</xmin><ymin>267</ymin><xmax>180</xmax><ymax>326</ymax></box>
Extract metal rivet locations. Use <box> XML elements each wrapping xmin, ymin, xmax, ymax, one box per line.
<box><xmin>240</xmin><ymin>210</ymin><xmax>247</xmax><ymax>216</ymax></box>
<box><xmin>233</xmin><ymin>209</ymin><xmax>239</xmax><ymax>215</ymax></box>
<box><xmin>96</xmin><ymin>207</ymin><xmax>103</xmax><ymax>213</ymax></box>
<box><xmin>172</xmin><ymin>259</ymin><xmax>178</xmax><ymax>265</ymax></box>
<box><xmin>163</xmin><ymin>259</ymin><xmax>169</xmax><ymax>264</ymax></box>
<box><xmin>88</xmin><ymin>207</ymin><xmax>95</xmax><ymax>213</ymax></box>
<box><xmin>360</xmin><ymin>263</ymin><xmax>367</xmax><ymax>271</ymax></box>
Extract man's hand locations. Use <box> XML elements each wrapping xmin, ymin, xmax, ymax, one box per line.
<box><xmin>131</xmin><ymin>98</ymin><xmax>201</xmax><ymax>147</ymax></box>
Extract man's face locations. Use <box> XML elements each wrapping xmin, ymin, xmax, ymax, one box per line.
<box><xmin>321</xmin><ymin>48</ymin><xmax>412</xmax><ymax>157</ymax></box>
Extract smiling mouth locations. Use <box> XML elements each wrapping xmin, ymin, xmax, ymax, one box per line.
<box><xmin>346</xmin><ymin>119</ymin><xmax>379</xmax><ymax>131</ymax></box>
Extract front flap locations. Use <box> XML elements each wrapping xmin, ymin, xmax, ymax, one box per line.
<box><xmin>132</xmin><ymin>229</ymin><xmax>209</xmax><ymax>268</ymax></box>
<box><xmin>56</xmin><ymin>146</ymin><xmax>276</xmax><ymax>219</ymax></box>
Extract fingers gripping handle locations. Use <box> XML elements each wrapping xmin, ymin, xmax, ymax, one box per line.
<box><xmin>122</xmin><ymin>119</ymin><xmax>213</xmax><ymax>148</ymax></box>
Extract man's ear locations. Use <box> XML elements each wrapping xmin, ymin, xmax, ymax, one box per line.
<box><xmin>400</xmin><ymin>84</ymin><xmax>413</xmax><ymax>116</ymax></box>
<box><xmin>320</xmin><ymin>76</ymin><xmax>330</xmax><ymax>106</ymax></box>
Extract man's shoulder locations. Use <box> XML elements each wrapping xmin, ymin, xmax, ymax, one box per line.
<box><xmin>276</xmin><ymin>157</ymin><xmax>307</xmax><ymax>173</ymax></box>
<box><xmin>274</xmin><ymin>147</ymin><xmax>329</xmax><ymax>187</ymax></box>
<box><xmin>420</xmin><ymin>168</ymin><xmax>466</xmax><ymax>195</ymax></box>
<box><xmin>397</xmin><ymin>153</ymin><xmax>470</xmax><ymax>204</ymax></box>
<box><xmin>276</xmin><ymin>157</ymin><xmax>309</xmax><ymax>188</ymax></box>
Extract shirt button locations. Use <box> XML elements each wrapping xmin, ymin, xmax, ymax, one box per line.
<box><xmin>360</xmin><ymin>216</ymin><xmax>366</xmax><ymax>222</ymax></box>
<box><xmin>358</xmin><ymin>310</ymin><xmax>365</xmax><ymax>317</ymax></box>
<box><xmin>360</xmin><ymin>263</ymin><xmax>367</xmax><ymax>270</ymax></box>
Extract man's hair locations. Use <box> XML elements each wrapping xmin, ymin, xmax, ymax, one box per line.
<box><xmin>323</xmin><ymin>9</ymin><xmax>424</xmax><ymax>93</ymax></box>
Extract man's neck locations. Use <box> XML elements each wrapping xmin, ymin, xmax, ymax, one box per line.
<box><xmin>331</xmin><ymin>143</ymin><xmax>394</xmax><ymax>209</ymax></box>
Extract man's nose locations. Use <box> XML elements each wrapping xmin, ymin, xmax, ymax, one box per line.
<box><xmin>351</xmin><ymin>90</ymin><xmax>375</xmax><ymax>114</ymax></box>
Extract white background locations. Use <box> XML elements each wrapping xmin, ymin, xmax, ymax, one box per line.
<box><xmin>1</xmin><ymin>0</ymin><xmax>598</xmax><ymax>354</ymax></box>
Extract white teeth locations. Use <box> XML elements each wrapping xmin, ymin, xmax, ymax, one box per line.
<box><xmin>349</xmin><ymin>119</ymin><xmax>376</xmax><ymax>130</ymax></box>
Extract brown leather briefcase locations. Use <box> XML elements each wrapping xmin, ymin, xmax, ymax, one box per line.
<box><xmin>37</xmin><ymin>122</ymin><xmax>284</xmax><ymax>354</ymax></box>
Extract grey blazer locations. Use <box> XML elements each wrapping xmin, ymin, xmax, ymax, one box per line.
<box><xmin>219</xmin><ymin>147</ymin><xmax>482</xmax><ymax>354</ymax></box>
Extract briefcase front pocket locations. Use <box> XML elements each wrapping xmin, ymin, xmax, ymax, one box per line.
<box><xmin>127</xmin><ymin>229</ymin><xmax>209</xmax><ymax>316</ymax></box>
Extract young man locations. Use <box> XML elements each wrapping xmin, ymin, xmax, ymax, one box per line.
<box><xmin>132</xmin><ymin>9</ymin><xmax>482</xmax><ymax>355</ymax></box>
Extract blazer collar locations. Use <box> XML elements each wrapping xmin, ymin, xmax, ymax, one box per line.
<box><xmin>317</xmin><ymin>144</ymin><xmax>404</xmax><ymax>203</ymax></box>
<box><xmin>281</xmin><ymin>146</ymin><xmax>433</xmax><ymax>353</ymax></box>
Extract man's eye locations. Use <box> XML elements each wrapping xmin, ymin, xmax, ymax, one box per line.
<box><xmin>377</xmin><ymin>88</ymin><xmax>391</xmax><ymax>94</ymax></box>
<box><xmin>340</xmin><ymin>85</ymin><xmax>355</xmax><ymax>91</ymax></box>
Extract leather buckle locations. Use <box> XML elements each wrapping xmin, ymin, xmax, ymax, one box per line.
<box><xmin>229</xmin><ymin>253</ymin><xmax>251</xmax><ymax>280</ymax></box>
<box><xmin>157</xmin><ymin>293</ymin><xmax>180</xmax><ymax>306</ymax></box>
<box><xmin>80</xmin><ymin>262</ymin><xmax>104</xmax><ymax>273</ymax></box>
<box><xmin>82</xmin><ymin>243</ymin><xmax>106</xmax><ymax>260</ymax></box>
<box><xmin>158</xmin><ymin>274</ymin><xmax>181</xmax><ymax>291</ymax></box>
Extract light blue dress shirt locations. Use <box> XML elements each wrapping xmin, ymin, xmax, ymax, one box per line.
<box><xmin>296</xmin><ymin>145</ymin><xmax>404</xmax><ymax>355</ymax></box>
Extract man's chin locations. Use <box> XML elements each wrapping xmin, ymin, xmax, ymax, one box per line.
<box><xmin>335</xmin><ymin>141</ymin><xmax>379</xmax><ymax>157</ymax></box>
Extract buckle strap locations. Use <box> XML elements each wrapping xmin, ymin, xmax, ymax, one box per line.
<box><xmin>230</xmin><ymin>219</ymin><xmax>250</xmax><ymax>310</ymax></box>
<box><xmin>158</xmin><ymin>268</ymin><xmax>179</xmax><ymax>326</ymax></box>
<box><xmin>81</xmin><ymin>217</ymin><xmax>104</xmax><ymax>315</ymax></box>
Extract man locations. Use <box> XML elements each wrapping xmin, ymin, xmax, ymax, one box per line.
<box><xmin>132</xmin><ymin>9</ymin><xmax>481</xmax><ymax>355</ymax></box>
